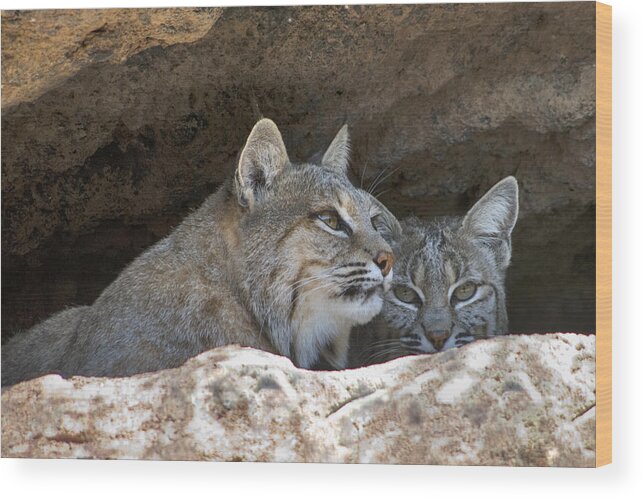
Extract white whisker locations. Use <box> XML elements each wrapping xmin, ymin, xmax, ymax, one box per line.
<box><xmin>368</xmin><ymin>165</ymin><xmax>402</xmax><ymax>195</ymax></box>
<box><xmin>366</xmin><ymin>166</ymin><xmax>389</xmax><ymax>195</ymax></box>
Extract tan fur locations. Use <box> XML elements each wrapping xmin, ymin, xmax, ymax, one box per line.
<box><xmin>2</xmin><ymin>119</ymin><xmax>401</xmax><ymax>385</ymax></box>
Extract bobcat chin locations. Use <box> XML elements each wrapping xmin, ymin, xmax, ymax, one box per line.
<box><xmin>349</xmin><ymin>176</ymin><xmax>519</xmax><ymax>367</ymax></box>
<box><xmin>2</xmin><ymin>119</ymin><xmax>401</xmax><ymax>386</ymax></box>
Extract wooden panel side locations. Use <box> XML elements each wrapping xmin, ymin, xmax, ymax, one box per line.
<box><xmin>595</xmin><ymin>1</ymin><xmax>612</xmax><ymax>468</ymax></box>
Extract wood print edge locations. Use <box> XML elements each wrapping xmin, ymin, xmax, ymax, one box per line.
<box><xmin>595</xmin><ymin>0</ymin><xmax>612</xmax><ymax>468</ymax></box>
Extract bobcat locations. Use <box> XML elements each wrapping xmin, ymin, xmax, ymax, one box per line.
<box><xmin>2</xmin><ymin>119</ymin><xmax>401</xmax><ymax>386</ymax></box>
<box><xmin>349</xmin><ymin>176</ymin><xmax>519</xmax><ymax>367</ymax></box>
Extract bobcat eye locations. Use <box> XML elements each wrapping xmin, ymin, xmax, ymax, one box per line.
<box><xmin>393</xmin><ymin>285</ymin><xmax>420</xmax><ymax>304</ymax></box>
<box><xmin>316</xmin><ymin>210</ymin><xmax>351</xmax><ymax>235</ymax></box>
<box><xmin>453</xmin><ymin>282</ymin><xmax>477</xmax><ymax>302</ymax></box>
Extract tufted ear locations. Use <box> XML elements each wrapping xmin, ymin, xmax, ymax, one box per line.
<box><xmin>235</xmin><ymin>118</ymin><xmax>289</xmax><ymax>209</ymax></box>
<box><xmin>462</xmin><ymin>176</ymin><xmax>519</xmax><ymax>268</ymax></box>
<box><xmin>369</xmin><ymin>196</ymin><xmax>403</xmax><ymax>247</ymax></box>
<box><xmin>321</xmin><ymin>124</ymin><xmax>350</xmax><ymax>174</ymax></box>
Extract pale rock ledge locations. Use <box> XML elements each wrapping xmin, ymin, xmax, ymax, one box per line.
<box><xmin>1</xmin><ymin>333</ymin><xmax>596</xmax><ymax>466</ymax></box>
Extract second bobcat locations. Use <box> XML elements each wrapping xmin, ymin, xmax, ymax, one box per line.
<box><xmin>349</xmin><ymin>176</ymin><xmax>519</xmax><ymax>367</ymax></box>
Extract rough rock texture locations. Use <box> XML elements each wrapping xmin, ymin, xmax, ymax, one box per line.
<box><xmin>1</xmin><ymin>334</ymin><xmax>596</xmax><ymax>466</ymax></box>
<box><xmin>1</xmin><ymin>4</ymin><xmax>596</xmax><ymax>338</ymax></box>
<box><xmin>1</xmin><ymin>8</ymin><xmax>223</xmax><ymax>107</ymax></box>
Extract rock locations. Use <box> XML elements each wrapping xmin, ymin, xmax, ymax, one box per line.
<box><xmin>1</xmin><ymin>8</ymin><xmax>223</xmax><ymax>107</ymax></box>
<box><xmin>1</xmin><ymin>3</ymin><xmax>596</xmax><ymax>338</ymax></box>
<box><xmin>1</xmin><ymin>333</ymin><xmax>596</xmax><ymax>466</ymax></box>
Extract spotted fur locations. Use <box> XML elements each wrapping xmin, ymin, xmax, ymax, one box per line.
<box><xmin>349</xmin><ymin>177</ymin><xmax>519</xmax><ymax>367</ymax></box>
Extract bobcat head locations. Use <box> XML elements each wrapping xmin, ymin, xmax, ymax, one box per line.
<box><xmin>235</xmin><ymin>119</ymin><xmax>401</xmax><ymax>368</ymax></box>
<box><xmin>351</xmin><ymin>177</ymin><xmax>518</xmax><ymax>365</ymax></box>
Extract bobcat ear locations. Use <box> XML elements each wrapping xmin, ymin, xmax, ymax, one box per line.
<box><xmin>235</xmin><ymin>118</ymin><xmax>289</xmax><ymax>209</ymax></box>
<box><xmin>369</xmin><ymin>195</ymin><xmax>403</xmax><ymax>247</ymax></box>
<box><xmin>462</xmin><ymin>176</ymin><xmax>519</xmax><ymax>268</ymax></box>
<box><xmin>321</xmin><ymin>124</ymin><xmax>350</xmax><ymax>174</ymax></box>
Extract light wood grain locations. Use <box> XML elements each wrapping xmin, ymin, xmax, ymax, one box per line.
<box><xmin>596</xmin><ymin>1</ymin><xmax>612</xmax><ymax>467</ymax></box>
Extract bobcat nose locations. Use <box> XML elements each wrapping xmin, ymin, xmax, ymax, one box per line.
<box><xmin>374</xmin><ymin>250</ymin><xmax>394</xmax><ymax>277</ymax></box>
<box><xmin>427</xmin><ymin>330</ymin><xmax>449</xmax><ymax>351</ymax></box>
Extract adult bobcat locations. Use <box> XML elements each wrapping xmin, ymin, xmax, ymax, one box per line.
<box><xmin>2</xmin><ymin>119</ymin><xmax>400</xmax><ymax>386</ymax></box>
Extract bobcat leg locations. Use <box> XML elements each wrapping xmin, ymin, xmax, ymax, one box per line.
<box><xmin>321</xmin><ymin>330</ymin><xmax>351</xmax><ymax>370</ymax></box>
